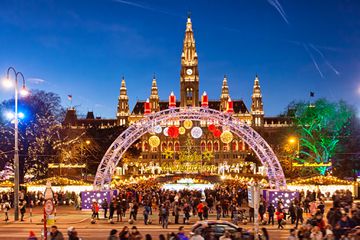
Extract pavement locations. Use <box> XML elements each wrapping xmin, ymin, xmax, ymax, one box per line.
<box><xmin>0</xmin><ymin>205</ymin><xmax>300</xmax><ymax>239</ymax></box>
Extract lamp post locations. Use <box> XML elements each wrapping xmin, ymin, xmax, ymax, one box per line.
<box><xmin>2</xmin><ymin>67</ymin><xmax>29</xmax><ymax>221</ymax></box>
<box><xmin>288</xmin><ymin>137</ymin><xmax>300</xmax><ymax>172</ymax></box>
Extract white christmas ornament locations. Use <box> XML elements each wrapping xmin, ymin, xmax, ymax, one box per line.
<box><xmin>191</xmin><ymin>127</ymin><xmax>203</xmax><ymax>139</ymax></box>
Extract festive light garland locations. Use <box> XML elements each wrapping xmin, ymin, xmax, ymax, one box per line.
<box><xmin>24</xmin><ymin>177</ymin><xmax>90</xmax><ymax>186</ymax></box>
<box><xmin>153</xmin><ymin>125</ymin><xmax>162</xmax><ymax>134</ymax></box>
<box><xmin>289</xmin><ymin>175</ymin><xmax>354</xmax><ymax>185</ymax></box>
<box><xmin>213</xmin><ymin>128</ymin><xmax>222</xmax><ymax>138</ymax></box>
<box><xmin>168</xmin><ymin>126</ymin><xmax>179</xmax><ymax>138</ymax></box>
<box><xmin>183</xmin><ymin>119</ymin><xmax>193</xmax><ymax>129</ymax></box>
<box><xmin>220</xmin><ymin>130</ymin><xmax>233</xmax><ymax>143</ymax></box>
<box><xmin>148</xmin><ymin>135</ymin><xmax>161</xmax><ymax>148</ymax></box>
<box><xmin>191</xmin><ymin>126</ymin><xmax>203</xmax><ymax>138</ymax></box>
<box><xmin>179</xmin><ymin>127</ymin><xmax>186</xmax><ymax>135</ymax></box>
<box><xmin>208</xmin><ymin>124</ymin><xmax>216</xmax><ymax>132</ymax></box>
<box><xmin>163</xmin><ymin>127</ymin><xmax>169</xmax><ymax>137</ymax></box>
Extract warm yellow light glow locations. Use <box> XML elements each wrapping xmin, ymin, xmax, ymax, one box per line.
<box><xmin>220</xmin><ymin>131</ymin><xmax>233</xmax><ymax>144</ymax></box>
<box><xmin>148</xmin><ymin>135</ymin><xmax>160</xmax><ymax>148</ymax></box>
<box><xmin>183</xmin><ymin>119</ymin><xmax>193</xmax><ymax>129</ymax></box>
<box><xmin>179</xmin><ymin>126</ymin><xmax>186</xmax><ymax>135</ymax></box>
<box><xmin>85</xmin><ymin>140</ymin><xmax>91</xmax><ymax>145</ymax></box>
<box><xmin>288</xmin><ymin>137</ymin><xmax>297</xmax><ymax>144</ymax></box>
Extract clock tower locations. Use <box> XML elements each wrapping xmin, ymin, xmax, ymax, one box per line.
<box><xmin>180</xmin><ymin>15</ymin><xmax>199</xmax><ymax>107</ymax></box>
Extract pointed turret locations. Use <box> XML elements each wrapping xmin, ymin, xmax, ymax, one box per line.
<box><xmin>149</xmin><ymin>74</ymin><xmax>160</xmax><ymax>112</ymax></box>
<box><xmin>251</xmin><ymin>75</ymin><xmax>264</xmax><ymax>127</ymax></box>
<box><xmin>180</xmin><ymin>15</ymin><xmax>199</xmax><ymax>107</ymax></box>
<box><xmin>116</xmin><ymin>76</ymin><xmax>129</xmax><ymax>126</ymax></box>
<box><xmin>220</xmin><ymin>75</ymin><xmax>230</xmax><ymax>111</ymax></box>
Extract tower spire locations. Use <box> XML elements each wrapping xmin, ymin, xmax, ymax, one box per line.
<box><xmin>220</xmin><ymin>75</ymin><xmax>230</xmax><ymax>111</ymax></box>
<box><xmin>150</xmin><ymin>74</ymin><xmax>160</xmax><ymax>112</ymax></box>
<box><xmin>180</xmin><ymin>15</ymin><xmax>199</xmax><ymax>107</ymax></box>
<box><xmin>117</xmin><ymin>76</ymin><xmax>129</xmax><ymax>126</ymax></box>
<box><xmin>251</xmin><ymin>75</ymin><xmax>264</xmax><ymax>127</ymax></box>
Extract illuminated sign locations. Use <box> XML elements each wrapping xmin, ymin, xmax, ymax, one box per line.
<box><xmin>48</xmin><ymin>164</ymin><xmax>86</xmax><ymax>169</ymax></box>
<box><xmin>292</xmin><ymin>162</ymin><xmax>332</xmax><ymax>167</ymax></box>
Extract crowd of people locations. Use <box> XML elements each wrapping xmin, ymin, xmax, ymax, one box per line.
<box><xmin>1</xmin><ymin>181</ymin><xmax>360</xmax><ymax>239</ymax></box>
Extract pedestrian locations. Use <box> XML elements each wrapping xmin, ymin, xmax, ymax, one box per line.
<box><xmin>27</xmin><ymin>231</ymin><xmax>38</xmax><ymax>240</ymax></box>
<box><xmin>130</xmin><ymin>226</ymin><xmax>142</xmax><ymax>240</ymax></box>
<box><xmin>3</xmin><ymin>201</ymin><xmax>10</xmax><ymax>221</ymax></box>
<box><xmin>216</xmin><ymin>203</ymin><xmax>221</xmax><ymax>220</ymax></box>
<box><xmin>203</xmin><ymin>203</ymin><xmax>209</xmax><ymax>220</ymax></box>
<box><xmin>145</xmin><ymin>234</ymin><xmax>152</xmax><ymax>240</ymax></box>
<box><xmin>197</xmin><ymin>201</ymin><xmax>204</xmax><ymax>220</ymax></box>
<box><xmin>267</xmin><ymin>203</ymin><xmax>275</xmax><ymax>225</ymax></box>
<box><xmin>102</xmin><ymin>198</ymin><xmax>109</xmax><ymax>219</ymax></box>
<box><xmin>50</xmin><ymin>226</ymin><xmax>64</xmax><ymax>240</ymax></box>
<box><xmin>67</xmin><ymin>226</ymin><xmax>81</xmax><ymax>240</ymax></box>
<box><xmin>91</xmin><ymin>201</ymin><xmax>99</xmax><ymax>220</ymax></box>
<box><xmin>143</xmin><ymin>205</ymin><xmax>150</xmax><ymax>225</ymax></box>
<box><xmin>116</xmin><ymin>198</ymin><xmax>123</xmax><ymax>222</ymax></box>
<box><xmin>160</xmin><ymin>204</ymin><xmax>169</xmax><ymax>229</ymax></box>
<box><xmin>190</xmin><ymin>229</ymin><xmax>204</xmax><ymax>240</ymax></box>
<box><xmin>288</xmin><ymin>202</ymin><xmax>296</xmax><ymax>224</ymax></box>
<box><xmin>19</xmin><ymin>199</ymin><xmax>26</xmax><ymax>221</ymax></box>
<box><xmin>295</xmin><ymin>204</ymin><xmax>304</xmax><ymax>229</ymax></box>
<box><xmin>287</xmin><ymin>229</ymin><xmax>296</xmax><ymax>240</ymax></box>
<box><xmin>177</xmin><ymin>226</ymin><xmax>189</xmax><ymax>240</ymax></box>
<box><xmin>310</xmin><ymin>226</ymin><xmax>323</xmax><ymax>240</ymax></box>
<box><xmin>119</xmin><ymin>226</ymin><xmax>130</xmax><ymax>240</ymax></box>
<box><xmin>219</xmin><ymin>231</ymin><xmax>231</xmax><ymax>240</ymax></box>
<box><xmin>260</xmin><ymin>228</ymin><xmax>269</xmax><ymax>240</ymax></box>
<box><xmin>174</xmin><ymin>203</ymin><xmax>181</xmax><ymax>224</ymax></box>
<box><xmin>108</xmin><ymin>229</ymin><xmax>118</xmax><ymax>240</ymax></box>
<box><xmin>276</xmin><ymin>208</ymin><xmax>285</xmax><ymax>230</ymax></box>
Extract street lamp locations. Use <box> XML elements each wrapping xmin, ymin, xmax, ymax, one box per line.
<box><xmin>2</xmin><ymin>67</ymin><xmax>29</xmax><ymax>221</ymax></box>
<box><xmin>288</xmin><ymin>136</ymin><xmax>300</xmax><ymax>172</ymax></box>
<box><xmin>82</xmin><ymin>140</ymin><xmax>91</xmax><ymax>180</ymax></box>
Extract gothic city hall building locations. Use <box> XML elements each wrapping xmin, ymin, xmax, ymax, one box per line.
<box><xmin>63</xmin><ymin>16</ymin><xmax>292</xmax><ymax>171</ymax></box>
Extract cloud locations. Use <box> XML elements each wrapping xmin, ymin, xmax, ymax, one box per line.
<box><xmin>267</xmin><ymin>0</ymin><xmax>289</xmax><ymax>25</ymax></box>
<box><xmin>27</xmin><ymin>78</ymin><xmax>46</xmax><ymax>84</ymax></box>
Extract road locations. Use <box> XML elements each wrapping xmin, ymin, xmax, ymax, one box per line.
<box><xmin>0</xmin><ymin>206</ymin><xmax>296</xmax><ymax>239</ymax></box>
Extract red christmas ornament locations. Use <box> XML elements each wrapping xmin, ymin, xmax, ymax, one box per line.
<box><xmin>213</xmin><ymin>129</ymin><xmax>222</xmax><ymax>138</ymax></box>
<box><xmin>168</xmin><ymin>126</ymin><xmax>179</xmax><ymax>138</ymax></box>
<box><xmin>208</xmin><ymin>124</ymin><xmax>216</xmax><ymax>132</ymax></box>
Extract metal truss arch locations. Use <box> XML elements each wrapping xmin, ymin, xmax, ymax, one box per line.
<box><xmin>94</xmin><ymin>107</ymin><xmax>287</xmax><ymax>190</ymax></box>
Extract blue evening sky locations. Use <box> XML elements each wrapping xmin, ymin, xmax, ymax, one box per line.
<box><xmin>0</xmin><ymin>0</ymin><xmax>359</xmax><ymax>118</ymax></box>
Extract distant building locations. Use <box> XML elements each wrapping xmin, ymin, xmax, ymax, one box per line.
<box><xmin>63</xmin><ymin>16</ymin><xmax>292</xmax><ymax>165</ymax></box>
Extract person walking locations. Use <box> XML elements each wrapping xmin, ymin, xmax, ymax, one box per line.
<box><xmin>197</xmin><ymin>201</ymin><xmax>204</xmax><ymax>221</ymax></box>
<box><xmin>27</xmin><ymin>231</ymin><xmax>38</xmax><ymax>240</ymax></box>
<box><xmin>116</xmin><ymin>199</ymin><xmax>123</xmax><ymax>222</ymax></box>
<box><xmin>276</xmin><ymin>208</ymin><xmax>285</xmax><ymax>230</ymax></box>
<box><xmin>160</xmin><ymin>204</ymin><xmax>169</xmax><ymax>229</ymax></box>
<box><xmin>177</xmin><ymin>226</ymin><xmax>189</xmax><ymax>240</ymax></box>
<box><xmin>295</xmin><ymin>204</ymin><xmax>304</xmax><ymax>229</ymax></box>
<box><xmin>267</xmin><ymin>203</ymin><xmax>275</xmax><ymax>225</ymax></box>
<box><xmin>119</xmin><ymin>226</ymin><xmax>130</xmax><ymax>240</ymax></box>
<box><xmin>50</xmin><ymin>226</ymin><xmax>64</xmax><ymax>240</ymax></box>
<box><xmin>19</xmin><ymin>199</ymin><xmax>26</xmax><ymax>221</ymax></box>
<box><xmin>101</xmin><ymin>198</ymin><xmax>108</xmax><ymax>219</ymax></box>
<box><xmin>130</xmin><ymin>226</ymin><xmax>142</xmax><ymax>240</ymax></box>
<box><xmin>107</xmin><ymin>229</ymin><xmax>118</xmax><ymax>240</ymax></box>
<box><xmin>3</xmin><ymin>201</ymin><xmax>10</xmax><ymax>222</ymax></box>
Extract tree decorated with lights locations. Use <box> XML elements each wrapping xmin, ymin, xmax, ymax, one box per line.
<box><xmin>292</xmin><ymin>99</ymin><xmax>354</xmax><ymax>175</ymax></box>
<box><xmin>0</xmin><ymin>90</ymin><xmax>66</xmax><ymax>181</ymax></box>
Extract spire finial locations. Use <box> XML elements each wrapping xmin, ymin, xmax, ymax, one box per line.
<box><xmin>122</xmin><ymin>74</ymin><xmax>125</xmax><ymax>80</ymax></box>
<box><xmin>153</xmin><ymin>72</ymin><xmax>156</xmax><ymax>79</ymax></box>
<box><xmin>187</xmin><ymin>11</ymin><xmax>191</xmax><ymax>19</ymax></box>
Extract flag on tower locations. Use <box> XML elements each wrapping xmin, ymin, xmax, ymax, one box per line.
<box><xmin>310</xmin><ymin>92</ymin><xmax>315</xmax><ymax>97</ymax></box>
<box><xmin>68</xmin><ymin>95</ymin><xmax>72</xmax><ymax>101</ymax></box>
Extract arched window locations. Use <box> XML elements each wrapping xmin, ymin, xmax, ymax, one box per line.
<box><xmin>144</xmin><ymin>142</ymin><xmax>149</xmax><ymax>151</ymax></box>
<box><xmin>214</xmin><ymin>141</ymin><xmax>219</xmax><ymax>152</ymax></box>
<box><xmin>168</xmin><ymin>142</ymin><xmax>173</xmax><ymax>150</ymax></box>
<box><xmin>200</xmin><ymin>141</ymin><xmax>206</xmax><ymax>151</ymax></box>
<box><xmin>162</xmin><ymin>142</ymin><xmax>167</xmax><ymax>151</ymax></box>
<box><xmin>232</xmin><ymin>141</ymin><xmax>238</xmax><ymax>151</ymax></box>
<box><xmin>175</xmin><ymin>142</ymin><xmax>180</xmax><ymax>151</ymax></box>
<box><xmin>207</xmin><ymin>142</ymin><xmax>212</xmax><ymax>151</ymax></box>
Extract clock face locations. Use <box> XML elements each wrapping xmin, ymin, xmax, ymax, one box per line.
<box><xmin>186</xmin><ymin>68</ymin><xmax>193</xmax><ymax>75</ymax></box>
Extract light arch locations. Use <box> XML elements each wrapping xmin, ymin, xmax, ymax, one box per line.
<box><xmin>94</xmin><ymin>107</ymin><xmax>286</xmax><ymax>190</ymax></box>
